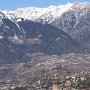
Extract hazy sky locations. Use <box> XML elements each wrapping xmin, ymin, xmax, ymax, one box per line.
<box><xmin>0</xmin><ymin>0</ymin><xmax>90</xmax><ymax>10</ymax></box>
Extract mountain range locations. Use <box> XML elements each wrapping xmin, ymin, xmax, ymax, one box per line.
<box><xmin>0</xmin><ymin>3</ymin><xmax>89</xmax><ymax>63</ymax></box>
<box><xmin>3</xmin><ymin>2</ymin><xmax>90</xmax><ymax>48</ymax></box>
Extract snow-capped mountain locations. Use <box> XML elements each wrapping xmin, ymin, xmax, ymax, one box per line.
<box><xmin>0</xmin><ymin>2</ymin><xmax>90</xmax><ymax>63</ymax></box>
<box><xmin>0</xmin><ymin>11</ymin><xmax>84</xmax><ymax>64</ymax></box>
<box><xmin>3</xmin><ymin>2</ymin><xmax>90</xmax><ymax>48</ymax></box>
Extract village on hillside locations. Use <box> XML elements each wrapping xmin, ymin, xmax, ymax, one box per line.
<box><xmin>0</xmin><ymin>71</ymin><xmax>90</xmax><ymax>90</ymax></box>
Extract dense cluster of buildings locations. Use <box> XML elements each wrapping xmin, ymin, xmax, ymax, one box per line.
<box><xmin>34</xmin><ymin>73</ymin><xmax>90</xmax><ymax>90</ymax></box>
<box><xmin>1</xmin><ymin>72</ymin><xmax>90</xmax><ymax>90</ymax></box>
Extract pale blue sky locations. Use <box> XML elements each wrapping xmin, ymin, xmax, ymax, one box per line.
<box><xmin>0</xmin><ymin>0</ymin><xmax>90</xmax><ymax>10</ymax></box>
